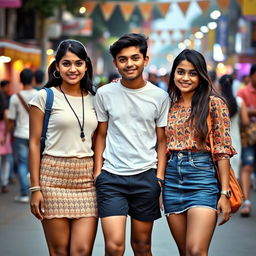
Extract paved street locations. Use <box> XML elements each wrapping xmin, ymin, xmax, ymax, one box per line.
<box><xmin>0</xmin><ymin>183</ymin><xmax>255</xmax><ymax>255</ymax></box>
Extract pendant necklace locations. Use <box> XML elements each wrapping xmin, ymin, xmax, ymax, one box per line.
<box><xmin>59</xmin><ymin>85</ymin><xmax>85</xmax><ymax>142</ymax></box>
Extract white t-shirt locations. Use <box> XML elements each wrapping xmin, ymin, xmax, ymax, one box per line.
<box><xmin>29</xmin><ymin>87</ymin><xmax>97</xmax><ymax>158</ymax></box>
<box><xmin>95</xmin><ymin>81</ymin><xmax>170</xmax><ymax>175</ymax></box>
<box><xmin>8</xmin><ymin>89</ymin><xmax>37</xmax><ymax>139</ymax></box>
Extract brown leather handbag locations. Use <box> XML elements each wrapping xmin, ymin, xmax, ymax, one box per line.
<box><xmin>207</xmin><ymin>112</ymin><xmax>243</xmax><ymax>213</ymax></box>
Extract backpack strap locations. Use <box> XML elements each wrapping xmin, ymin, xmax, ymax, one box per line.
<box><xmin>40</xmin><ymin>88</ymin><xmax>54</xmax><ymax>157</ymax></box>
<box><xmin>17</xmin><ymin>93</ymin><xmax>30</xmax><ymax>113</ymax></box>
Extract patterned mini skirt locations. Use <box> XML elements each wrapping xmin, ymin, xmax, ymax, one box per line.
<box><xmin>40</xmin><ymin>155</ymin><xmax>97</xmax><ymax>219</ymax></box>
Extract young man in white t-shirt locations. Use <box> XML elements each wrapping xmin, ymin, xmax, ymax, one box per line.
<box><xmin>94</xmin><ymin>33</ymin><xmax>170</xmax><ymax>256</ymax></box>
<box><xmin>7</xmin><ymin>68</ymin><xmax>37</xmax><ymax>203</ymax></box>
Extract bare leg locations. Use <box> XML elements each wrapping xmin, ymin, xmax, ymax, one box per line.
<box><xmin>70</xmin><ymin>217</ymin><xmax>98</xmax><ymax>256</ymax></box>
<box><xmin>186</xmin><ymin>208</ymin><xmax>217</xmax><ymax>256</ymax></box>
<box><xmin>101</xmin><ymin>216</ymin><xmax>127</xmax><ymax>256</ymax></box>
<box><xmin>166</xmin><ymin>213</ymin><xmax>187</xmax><ymax>256</ymax></box>
<box><xmin>42</xmin><ymin>218</ymin><xmax>70</xmax><ymax>256</ymax></box>
<box><xmin>240</xmin><ymin>165</ymin><xmax>253</xmax><ymax>201</ymax></box>
<box><xmin>130</xmin><ymin>218</ymin><xmax>154</xmax><ymax>256</ymax></box>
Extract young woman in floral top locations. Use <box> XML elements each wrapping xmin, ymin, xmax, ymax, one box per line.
<box><xmin>163</xmin><ymin>49</ymin><xmax>236</xmax><ymax>256</ymax></box>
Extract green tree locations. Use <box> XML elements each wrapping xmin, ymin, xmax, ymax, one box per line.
<box><xmin>25</xmin><ymin>0</ymin><xmax>86</xmax><ymax>71</ymax></box>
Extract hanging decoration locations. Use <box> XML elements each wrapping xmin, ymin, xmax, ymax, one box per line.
<box><xmin>157</xmin><ymin>3</ymin><xmax>172</xmax><ymax>17</ymax></box>
<box><xmin>177</xmin><ymin>1</ymin><xmax>191</xmax><ymax>16</ymax></box>
<box><xmin>197</xmin><ymin>0</ymin><xmax>210</xmax><ymax>14</ymax></box>
<box><xmin>119</xmin><ymin>2</ymin><xmax>136</xmax><ymax>21</ymax></box>
<box><xmin>82</xmin><ymin>1</ymin><xmax>211</xmax><ymax>22</ymax></box>
<box><xmin>100</xmin><ymin>3</ymin><xmax>116</xmax><ymax>21</ymax></box>
<box><xmin>83</xmin><ymin>2</ymin><xmax>97</xmax><ymax>17</ymax></box>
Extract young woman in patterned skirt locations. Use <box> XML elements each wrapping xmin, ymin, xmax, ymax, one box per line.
<box><xmin>163</xmin><ymin>49</ymin><xmax>236</xmax><ymax>256</ymax></box>
<box><xmin>29</xmin><ymin>39</ymin><xmax>98</xmax><ymax>255</ymax></box>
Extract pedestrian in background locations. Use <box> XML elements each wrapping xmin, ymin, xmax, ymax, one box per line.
<box><xmin>94</xmin><ymin>33</ymin><xmax>170</xmax><ymax>256</ymax></box>
<box><xmin>7</xmin><ymin>69</ymin><xmax>37</xmax><ymax>203</ymax></box>
<box><xmin>0</xmin><ymin>90</ymin><xmax>12</xmax><ymax>193</ymax></box>
<box><xmin>219</xmin><ymin>74</ymin><xmax>249</xmax><ymax>179</ymax></box>
<box><xmin>237</xmin><ymin>63</ymin><xmax>256</xmax><ymax>217</ymax></box>
<box><xmin>163</xmin><ymin>49</ymin><xmax>236</xmax><ymax>256</ymax></box>
<box><xmin>29</xmin><ymin>39</ymin><xmax>98</xmax><ymax>255</ymax></box>
<box><xmin>33</xmin><ymin>69</ymin><xmax>45</xmax><ymax>90</ymax></box>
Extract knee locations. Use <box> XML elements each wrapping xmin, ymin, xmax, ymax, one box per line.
<box><xmin>131</xmin><ymin>239</ymin><xmax>151</xmax><ymax>255</ymax></box>
<box><xmin>70</xmin><ymin>245</ymin><xmax>92</xmax><ymax>256</ymax></box>
<box><xmin>49</xmin><ymin>247</ymin><xmax>68</xmax><ymax>256</ymax></box>
<box><xmin>105</xmin><ymin>241</ymin><xmax>125</xmax><ymax>256</ymax></box>
<box><xmin>186</xmin><ymin>246</ymin><xmax>206</xmax><ymax>256</ymax></box>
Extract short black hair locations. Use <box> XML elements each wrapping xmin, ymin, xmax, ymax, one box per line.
<box><xmin>250</xmin><ymin>63</ymin><xmax>256</xmax><ymax>76</ymax></box>
<box><xmin>20</xmin><ymin>68</ymin><xmax>34</xmax><ymax>85</ymax></box>
<box><xmin>34</xmin><ymin>69</ymin><xmax>45</xmax><ymax>84</ymax></box>
<box><xmin>109</xmin><ymin>33</ymin><xmax>148</xmax><ymax>60</ymax></box>
<box><xmin>0</xmin><ymin>80</ymin><xmax>10</xmax><ymax>88</ymax></box>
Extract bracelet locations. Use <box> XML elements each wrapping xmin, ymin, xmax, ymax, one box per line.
<box><xmin>156</xmin><ymin>177</ymin><xmax>165</xmax><ymax>187</ymax></box>
<box><xmin>29</xmin><ymin>186</ymin><xmax>41</xmax><ymax>192</ymax></box>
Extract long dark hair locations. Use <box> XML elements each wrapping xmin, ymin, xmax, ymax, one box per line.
<box><xmin>168</xmin><ymin>49</ymin><xmax>219</xmax><ymax>142</ymax></box>
<box><xmin>45</xmin><ymin>39</ymin><xmax>95</xmax><ymax>95</ymax></box>
<box><xmin>219</xmin><ymin>74</ymin><xmax>237</xmax><ymax>118</ymax></box>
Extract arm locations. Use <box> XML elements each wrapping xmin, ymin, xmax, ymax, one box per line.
<box><xmin>93</xmin><ymin>121</ymin><xmax>108</xmax><ymax>179</ymax></box>
<box><xmin>156</xmin><ymin>126</ymin><xmax>167</xmax><ymax>181</ymax></box>
<box><xmin>240</xmin><ymin>101</ymin><xmax>250</xmax><ymax>126</ymax></box>
<box><xmin>29</xmin><ymin>105</ymin><xmax>45</xmax><ymax>220</ymax></box>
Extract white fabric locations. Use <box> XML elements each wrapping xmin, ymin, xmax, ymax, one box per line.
<box><xmin>29</xmin><ymin>87</ymin><xmax>97</xmax><ymax>158</ymax></box>
<box><xmin>8</xmin><ymin>89</ymin><xmax>37</xmax><ymax>139</ymax></box>
<box><xmin>94</xmin><ymin>81</ymin><xmax>170</xmax><ymax>175</ymax></box>
<box><xmin>230</xmin><ymin>96</ymin><xmax>243</xmax><ymax>178</ymax></box>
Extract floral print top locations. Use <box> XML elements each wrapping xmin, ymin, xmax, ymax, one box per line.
<box><xmin>165</xmin><ymin>96</ymin><xmax>236</xmax><ymax>160</ymax></box>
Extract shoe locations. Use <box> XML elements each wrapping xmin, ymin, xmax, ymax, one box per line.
<box><xmin>1</xmin><ymin>186</ymin><xmax>9</xmax><ymax>193</ymax></box>
<box><xmin>240</xmin><ymin>201</ymin><xmax>251</xmax><ymax>217</ymax></box>
<box><xmin>14</xmin><ymin>195</ymin><xmax>29</xmax><ymax>203</ymax></box>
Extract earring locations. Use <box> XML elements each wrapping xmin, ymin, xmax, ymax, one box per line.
<box><xmin>53</xmin><ymin>70</ymin><xmax>61</xmax><ymax>79</ymax></box>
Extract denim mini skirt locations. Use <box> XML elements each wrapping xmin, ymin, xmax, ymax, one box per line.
<box><xmin>163</xmin><ymin>151</ymin><xmax>220</xmax><ymax>215</ymax></box>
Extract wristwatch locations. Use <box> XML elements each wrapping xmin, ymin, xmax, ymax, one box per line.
<box><xmin>220</xmin><ymin>190</ymin><xmax>232</xmax><ymax>198</ymax></box>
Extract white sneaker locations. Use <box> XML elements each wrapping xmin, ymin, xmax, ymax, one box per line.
<box><xmin>14</xmin><ymin>195</ymin><xmax>29</xmax><ymax>203</ymax></box>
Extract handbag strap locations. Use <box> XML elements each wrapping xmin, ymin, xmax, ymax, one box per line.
<box><xmin>206</xmin><ymin>98</ymin><xmax>215</xmax><ymax>160</ymax></box>
<box><xmin>41</xmin><ymin>88</ymin><xmax>54</xmax><ymax>141</ymax></box>
<box><xmin>17</xmin><ymin>93</ymin><xmax>30</xmax><ymax>113</ymax></box>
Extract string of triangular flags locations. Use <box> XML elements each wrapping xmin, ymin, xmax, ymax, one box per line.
<box><xmin>83</xmin><ymin>0</ymin><xmax>245</xmax><ymax>22</ymax></box>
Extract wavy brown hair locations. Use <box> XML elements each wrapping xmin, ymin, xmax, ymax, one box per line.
<box><xmin>168</xmin><ymin>49</ymin><xmax>220</xmax><ymax>143</ymax></box>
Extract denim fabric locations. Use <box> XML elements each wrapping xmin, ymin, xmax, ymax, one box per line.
<box><xmin>163</xmin><ymin>151</ymin><xmax>219</xmax><ymax>215</ymax></box>
<box><xmin>241</xmin><ymin>145</ymin><xmax>256</xmax><ymax>167</ymax></box>
<box><xmin>14</xmin><ymin>137</ymin><xmax>29</xmax><ymax>196</ymax></box>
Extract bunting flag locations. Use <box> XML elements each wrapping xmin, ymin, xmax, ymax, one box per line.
<box><xmin>168</xmin><ymin>30</ymin><xmax>174</xmax><ymax>36</ymax></box>
<box><xmin>100</xmin><ymin>3</ymin><xmax>116</xmax><ymax>21</ymax></box>
<box><xmin>178</xmin><ymin>1</ymin><xmax>191</xmax><ymax>16</ymax></box>
<box><xmin>157</xmin><ymin>3</ymin><xmax>171</xmax><ymax>17</ymax></box>
<box><xmin>156</xmin><ymin>30</ymin><xmax>162</xmax><ymax>36</ymax></box>
<box><xmin>119</xmin><ymin>2</ymin><xmax>136</xmax><ymax>21</ymax></box>
<box><xmin>138</xmin><ymin>3</ymin><xmax>153</xmax><ymax>21</ymax></box>
<box><xmin>82</xmin><ymin>1</ymin><xmax>219</xmax><ymax>22</ymax></box>
<box><xmin>197</xmin><ymin>0</ymin><xmax>210</xmax><ymax>14</ymax></box>
<box><xmin>83</xmin><ymin>2</ymin><xmax>97</xmax><ymax>17</ymax></box>
<box><xmin>216</xmin><ymin>0</ymin><xmax>231</xmax><ymax>10</ymax></box>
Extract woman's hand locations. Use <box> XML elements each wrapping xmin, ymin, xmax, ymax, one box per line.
<box><xmin>30</xmin><ymin>191</ymin><xmax>45</xmax><ymax>221</ymax></box>
<box><xmin>217</xmin><ymin>195</ymin><xmax>231</xmax><ymax>225</ymax></box>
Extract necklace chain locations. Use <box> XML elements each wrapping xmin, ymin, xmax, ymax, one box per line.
<box><xmin>59</xmin><ymin>86</ymin><xmax>85</xmax><ymax>142</ymax></box>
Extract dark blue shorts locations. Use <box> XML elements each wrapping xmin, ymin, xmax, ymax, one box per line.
<box><xmin>241</xmin><ymin>145</ymin><xmax>256</xmax><ymax>167</ymax></box>
<box><xmin>163</xmin><ymin>151</ymin><xmax>220</xmax><ymax>215</ymax></box>
<box><xmin>95</xmin><ymin>168</ymin><xmax>161</xmax><ymax>221</ymax></box>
